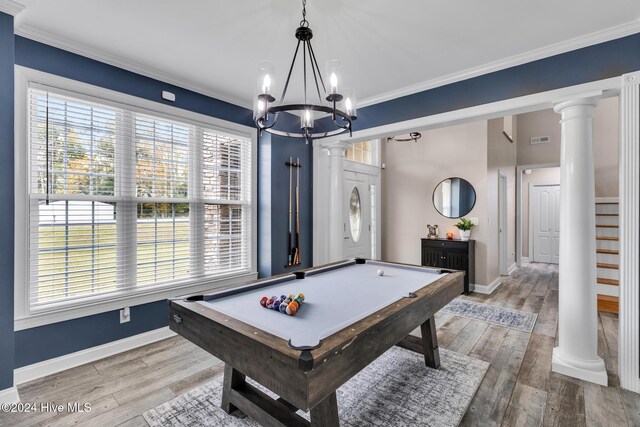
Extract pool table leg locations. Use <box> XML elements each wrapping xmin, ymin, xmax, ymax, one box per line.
<box><xmin>310</xmin><ymin>391</ymin><xmax>339</xmax><ymax>427</ymax></box>
<box><xmin>420</xmin><ymin>316</ymin><xmax>440</xmax><ymax>369</ymax></box>
<box><xmin>221</xmin><ymin>364</ymin><xmax>246</xmax><ymax>414</ymax></box>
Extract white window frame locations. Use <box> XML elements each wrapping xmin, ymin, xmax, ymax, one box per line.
<box><xmin>14</xmin><ymin>66</ymin><xmax>258</xmax><ymax>330</ymax></box>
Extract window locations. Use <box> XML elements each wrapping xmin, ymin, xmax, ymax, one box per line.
<box><xmin>345</xmin><ymin>140</ymin><xmax>374</xmax><ymax>165</ymax></box>
<box><xmin>23</xmin><ymin>84</ymin><xmax>253</xmax><ymax>315</ymax></box>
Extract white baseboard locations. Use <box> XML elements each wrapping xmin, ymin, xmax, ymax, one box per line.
<box><xmin>521</xmin><ymin>257</ymin><xmax>530</xmax><ymax>264</ymax></box>
<box><xmin>473</xmin><ymin>277</ymin><xmax>502</xmax><ymax>295</ymax></box>
<box><xmin>0</xmin><ymin>386</ymin><xmax>20</xmax><ymax>404</ymax></box>
<box><xmin>14</xmin><ymin>327</ymin><xmax>176</xmax><ymax>385</ymax></box>
<box><xmin>507</xmin><ymin>263</ymin><xmax>518</xmax><ymax>275</ymax></box>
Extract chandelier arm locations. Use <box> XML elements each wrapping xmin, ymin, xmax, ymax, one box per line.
<box><xmin>307</xmin><ymin>41</ymin><xmax>324</xmax><ymax>104</ymax></box>
<box><xmin>280</xmin><ymin>39</ymin><xmax>302</xmax><ymax>105</ymax></box>
<box><xmin>302</xmin><ymin>39</ymin><xmax>308</xmax><ymax>104</ymax></box>
<box><xmin>307</xmin><ymin>42</ymin><xmax>327</xmax><ymax>95</ymax></box>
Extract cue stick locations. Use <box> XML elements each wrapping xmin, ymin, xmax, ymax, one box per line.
<box><xmin>293</xmin><ymin>158</ymin><xmax>301</xmax><ymax>265</ymax></box>
<box><xmin>287</xmin><ymin>157</ymin><xmax>293</xmax><ymax>266</ymax></box>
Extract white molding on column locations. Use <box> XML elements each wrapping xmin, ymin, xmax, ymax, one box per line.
<box><xmin>618</xmin><ymin>71</ymin><xmax>640</xmax><ymax>393</ymax></box>
<box><xmin>14</xmin><ymin>327</ymin><xmax>175</xmax><ymax>385</ymax></box>
<box><xmin>0</xmin><ymin>0</ymin><xmax>24</xmax><ymax>16</ymax></box>
<box><xmin>507</xmin><ymin>263</ymin><xmax>517</xmax><ymax>276</ymax></box>
<box><xmin>521</xmin><ymin>257</ymin><xmax>530</xmax><ymax>264</ymax></box>
<box><xmin>0</xmin><ymin>386</ymin><xmax>20</xmax><ymax>403</ymax></box>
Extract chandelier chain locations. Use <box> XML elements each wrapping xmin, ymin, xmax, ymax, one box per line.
<box><xmin>300</xmin><ymin>0</ymin><xmax>309</xmax><ymax>27</ymax></box>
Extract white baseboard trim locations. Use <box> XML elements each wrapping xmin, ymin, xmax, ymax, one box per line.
<box><xmin>507</xmin><ymin>263</ymin><xmax>518</xmax><ymax>275</ymax></box>
<box><xmin>521</xmin><ymin>257</ymin><xmax>530</xmax><ymax>264</ymax></box>
<box><xmin>0</xmin><ymin>386</ymin><xmax>20</xmax><ymax>403</ymax></box>
<box><xmin>14</xmin><ymin>327</ymin><xmax>176</xmax><ymax>385</ymax></box>
<box><xmin>473</xmin><ymin>277</ymin><xmax>502</xmax><ymax>295</ymax></box>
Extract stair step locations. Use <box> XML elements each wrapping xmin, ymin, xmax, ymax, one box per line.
<box><xmin>597</xmin><ymin>263</ymin><xmax>619</xmax><ymax>270</ymax></box>
<box><xmin>597</xmin><ymin>249</ymin><xmax>619</xmax><ymax>255</ymax></box>
<box><xmin>597</xmin><ymin>295</ymin><xmax>619</xmax><ymax>314</ymax></box>
<box><xmin>596</xmin><ymin>224</ymin><xmax>619</xmax><ymax>228</ymax></box>
<box><xmin>596</xmin><ymin>213</ymin><xmax>619</xmax><ymax>216</ymax></box>
<box><xmin>598</xmin><ymin>278</ymin><xmax>619</xmax><ymax>286</ymax></box>
<box><xmin>597</xmin><ymin>236</ymin><xmax>619</xmax><ymax>241</ymax></box>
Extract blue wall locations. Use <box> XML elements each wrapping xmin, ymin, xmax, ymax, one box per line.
<box><xmin>0</xmin><ymin>12</ymin><xmax>15</xmax><ymax>391</ymax></box>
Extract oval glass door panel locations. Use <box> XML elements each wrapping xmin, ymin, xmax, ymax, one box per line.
<box><xmin>349</xmin><ymin>187</ymin><xmax>362</xmax><ymax>242</ymax></box>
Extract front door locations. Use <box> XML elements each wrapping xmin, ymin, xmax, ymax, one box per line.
<box><xmin>343</xmin><ymin>171</ymin><xmax>372</xmax><ymax>259</ymax></box>
<box><xmin>532</xmin><ymin>184</ymin><xmax>560</xmax><ymax>264</ymax></box>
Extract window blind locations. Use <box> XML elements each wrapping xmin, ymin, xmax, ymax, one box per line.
<box><xmin>27</xmin><ymin>87</ymin><xmax>252</xmax><ymax>309</ymax></box>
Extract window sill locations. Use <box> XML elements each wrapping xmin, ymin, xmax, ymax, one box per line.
<box><xmin>14</xmin><ymin>271</ymin><xmax>258</xmax><ymax>331</ymax></box>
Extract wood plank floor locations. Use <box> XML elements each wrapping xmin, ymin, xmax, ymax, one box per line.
<box><xmin>2</xmin><ymin>263</ymin><xmax>639</xmax><ymax>426</ymax></box>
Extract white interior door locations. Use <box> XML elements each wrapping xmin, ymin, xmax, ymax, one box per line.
<box><xmin>343</xmin><ymin>171</ymin><xmax>371</xmax><ymax>259</ymax></box>
<box><xmin>499</xmin><ymin>171</ymin><xmax>508</xmax><ymax>275</ymax></box>
<box><xmin>531</xmin><ymin>184</ymin><xmax>560</xmax><ymax>264</ymax></box>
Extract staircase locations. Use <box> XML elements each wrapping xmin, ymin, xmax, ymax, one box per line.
<box><xmin>595</xmin><ymin>198</ymin><xmax>619</xmax><ymax>313</ymax></box>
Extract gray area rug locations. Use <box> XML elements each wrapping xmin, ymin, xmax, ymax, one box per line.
<box><xmin>442</xmin><ymin>299</ymin><xmax>537</xmax><ymax>333</ymax></box>
<box><xmin>144</xmin><ymin>346</ymin><xmax>489</xmax><ymax>427</ymax></box>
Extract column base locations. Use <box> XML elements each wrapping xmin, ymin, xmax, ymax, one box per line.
<box><xmin>552</xmin><ymin>347</ymin><xmax>608</xmax><ymax>386</ymax></box>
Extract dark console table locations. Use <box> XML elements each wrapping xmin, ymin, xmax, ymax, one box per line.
<box><xmin>421</xmin><ymin>238</ymin><xmax>475</xmax><ymax>294</ymax></box>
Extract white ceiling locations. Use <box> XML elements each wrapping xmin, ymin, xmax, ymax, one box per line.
<box><xmin>12</xmin><ymin>0</ymin><xmax>640</xmax><ymax>108</ymax></box>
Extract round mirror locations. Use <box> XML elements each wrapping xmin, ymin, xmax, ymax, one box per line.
<box><xmin>349</xmin><ymin>187</ymin><xmax>362</xmax><ymax>242</ymax></box>
<box><xmin>433</xmin><ymin>177</ymin><xmax>476</xmax><ymax>218</ymax></box>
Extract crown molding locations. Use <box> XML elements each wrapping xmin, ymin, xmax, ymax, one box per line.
<box><xmin>0</xmin><ymin>0</ymin><xmax>24</xmax><ymax>16</ymax></box>
<box><xmin>14</xmin><ymin>25</ymin><xmax>253</xmax><ymax>109</ymax></box>
<box><xmin>358</xmin><ymin>19</ymin><xmax>640</xmax><ymax>108</ymax></box>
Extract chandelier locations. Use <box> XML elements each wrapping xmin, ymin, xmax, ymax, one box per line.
<box><xmin>254</xmin><ymin>0</ymin><xmax>356</xmax><ymax>142</ymax></box>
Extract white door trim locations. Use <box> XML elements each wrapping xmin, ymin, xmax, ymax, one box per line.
<box><xmin>498</xmin><ymin>170</ymin><xmax>508</xmax><ymax>275</ymax></box>
<box><xmin>529</xmin><ymin>183</ymin><xmax>560</xmax><ymax>264</ymax></box>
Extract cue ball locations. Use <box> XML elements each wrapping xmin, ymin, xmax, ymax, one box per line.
<box><xmin>377</xmin><ymin>268</ymin><xmax>384</xmax><ymax>276</ymax></box>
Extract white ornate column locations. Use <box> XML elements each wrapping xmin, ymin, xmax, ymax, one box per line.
<box><xmin>326</xmin><ymin>143</ymin><xmax>348</xmax><ymax>262</ymax></box>
<box><xmin>619</xmin><ymin>71</ymin><xmax>640</xmax><ymax>392</ymax></box>
<box><xmin>552</xmin><ymin>95</ymin><xmax>607</xmax><ymax>386</ymax></box>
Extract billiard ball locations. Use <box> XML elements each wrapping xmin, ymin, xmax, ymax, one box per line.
<box><xmin>296</xmin><ymin>293</ymin><xmax>305</xmax><ymax>302</ymax></box>
<box><xmin>279</xmin><ymin>302</ymin><xmax>288</xmax><ymax>313</ymax></box>
<box><xmin>259</xmin><ymin>296</ymin><xmax>268</xmax><ymax>307</ymax></box>
<box><xmin>287</xmin><ymin>301</ymin><xmax>299</xmax><ymax>315</ymax></box>
<box><xmin>377</xmin><ymin>268</ymin><xmax>384</xmax><ymax>276</ymax></box>
<box><xmin>267</xmin><ymin>298</ymin><xmax>275</xmax><ymax>309</ymax></box>
<box><xmin>273</xmin><ymin>300</ymin><xmax>281</xmax><ymax>311</ymax></box>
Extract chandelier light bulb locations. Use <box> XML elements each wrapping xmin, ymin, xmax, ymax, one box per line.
<box><xmin>257</xmin><ymin>100</ymin><xmax>265</xmax><ymax>112</ymax></box>
<box><xmin>345</xmin><ymin>97</ymin><xmax>352</xmax><ymax>113</ymax></box>
<box><xmin>330</xmin><ymin>72</ymin><xmax>338</xmax><ymax>93</ymax></box>
<box><xmin>262</xmin><ymin>74</ymin><xmax>271</xmax><ymax>94</ymax></box>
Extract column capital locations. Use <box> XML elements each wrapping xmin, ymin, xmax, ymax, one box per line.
<box><xmin>553</xmin><ymin>92</ymin><xmax>602</xmax><ymax>113</ymax></box>
<box><xmin>320</xmin><ymin>140</ymin><xmax>351</xmax><ymax>154</ymax></box>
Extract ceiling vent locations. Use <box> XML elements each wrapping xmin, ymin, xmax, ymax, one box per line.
<box><xmin>530</xmin><ymin>136</ymin><xmax>550</xmax><ymax>145</ymax></box>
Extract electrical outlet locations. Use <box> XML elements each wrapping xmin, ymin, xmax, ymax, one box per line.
<box><xmin>120</xmin><ymin>307</ymin><xmax>130</xmax><ymax>323</ymax></box>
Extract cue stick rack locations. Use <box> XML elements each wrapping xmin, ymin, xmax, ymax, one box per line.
<box><xmin>285</xmin><ymin>157</ymin><xmax>302</xmax><ymax>268</ymax></box>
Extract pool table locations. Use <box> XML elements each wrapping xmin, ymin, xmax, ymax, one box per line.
<box><xmin>169</xmin><ymin>258</ymin><xmax>463</xmax><ymax>426</ymax></box>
